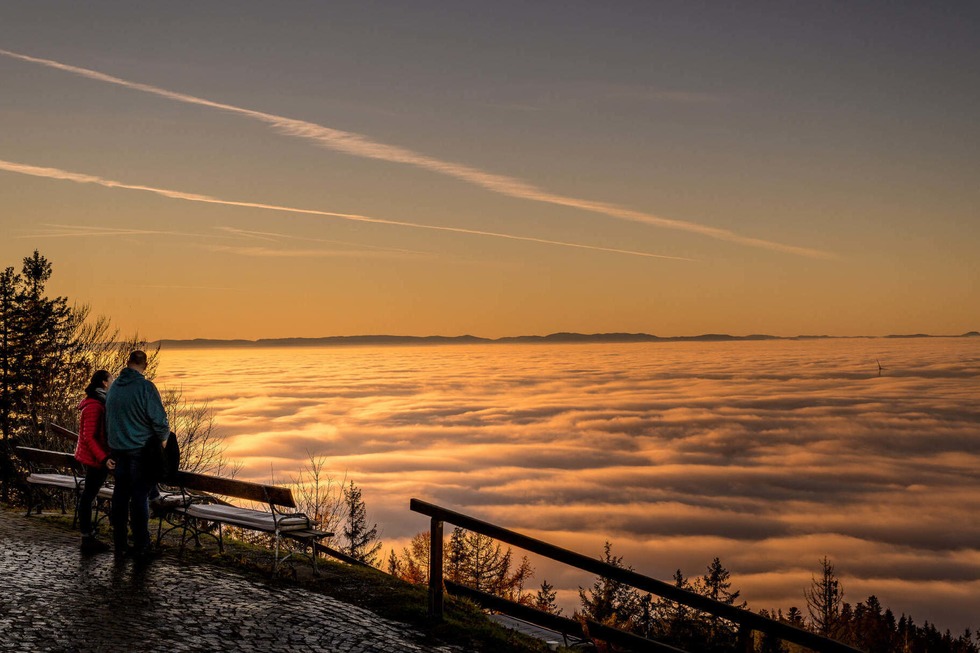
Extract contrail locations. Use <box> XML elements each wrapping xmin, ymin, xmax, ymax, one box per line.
<box><xmin>0</xmin><ymin>48</ymin><xmax>832</xmax><ymax>259</ymax></box>
<box><xmin>18</xmin><ymin>223</ymin><xmax>223</xmax><ymax>240</ymax></box>
<box><xmin>22</xmin><ymin>222</ymin><xmax>427</xmax><ymax>255</ymax></box>
<box><xmin>215</xmin><ymin>225</ymin><xmax>427</xmax><ymax>255</ymax></box>
<box><xmin>0</xmin><ymin>159</ymin><xmax>693</xmax><ymax>261</ymax></box>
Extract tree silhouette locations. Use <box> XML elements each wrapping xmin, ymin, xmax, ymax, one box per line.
<box><xmin>535</xmin><ymin>579</ymin><xmax>561</xmax><ymax>615</ymax></box>
<box><xmin>341</xmin><ymin>480</ymin><xmax>382</xmax><ymax>565</ymax></box>
<box><xmin>578</xmin><ymin>541</ymin><xmax>641</xmax><ymax>630</ymax></box>
<box><xmin>804</xmin><ymin>557</ymin><xmax>844</xmax><ymax>638</ymax></box>
<box><xmin>692</xmin><ymin>558</ymin><xmax>746</xmax><ymax>651</ymax></box>
<box><xmin>395</xmin><ymin>530</ymin><xmax>430</xmax><ymax>585</ymax></box>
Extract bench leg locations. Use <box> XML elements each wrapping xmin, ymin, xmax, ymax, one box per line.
<box><xmin>178</xmin><ymin>517</ymin><xmax>191</xmax><ymax>556</ymax></box>
<box><xmin>71</xmin><ymin>493</ymin><xmax>80</xmax><ymax>530</ymax></box>
<box><xmin>273</xmin><ymin>532</ymin><xmax>280</xmax><ymax>574</ymax></box>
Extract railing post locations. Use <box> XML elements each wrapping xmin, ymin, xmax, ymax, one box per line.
<box><xmin>428</xmin><ymin>517</ymin><xmax>444</xmax><ymax>620</ymax></box>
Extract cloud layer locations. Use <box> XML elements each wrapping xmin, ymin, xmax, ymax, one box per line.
<box><xmin>156</xmin><ymin>338</ymin><xmax>980</xmax><ymax>630</ymax></box>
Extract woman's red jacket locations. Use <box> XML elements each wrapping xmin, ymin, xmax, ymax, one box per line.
<box><xmin>74</xmin><ymin>397</ymin><xmax>110</xmax><ymax>468</ymax></box>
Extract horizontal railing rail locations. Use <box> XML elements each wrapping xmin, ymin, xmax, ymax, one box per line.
<box><xmin>411</xmin><ymin>498</ymin><xmax>863</xmax><ymax>653</ymax></box>
<box><xmin>445</xmin><ymin>580</ymin><xmax>687</xmax><ymax>653</ymax></box>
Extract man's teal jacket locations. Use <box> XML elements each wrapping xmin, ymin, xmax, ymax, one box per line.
<box><xmin>106</xmin><ymin>367</ymin><xmax>170</xmax><ymax>451</ymax></box>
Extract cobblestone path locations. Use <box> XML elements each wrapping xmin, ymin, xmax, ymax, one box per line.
<box><xmin>0</xmin><ymin>509</ymin><xmax>457</xmax><ymax>653</ymax></box>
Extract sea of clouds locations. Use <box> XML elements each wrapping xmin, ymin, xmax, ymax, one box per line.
<box><xmin>157</xmin><ymin>338</ymin><xmax>980</xmax><ymax>631</ymax></box>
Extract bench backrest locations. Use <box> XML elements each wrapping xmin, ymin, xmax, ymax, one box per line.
<box><xmin>174</xmin><ymin>471</ymin><xmax>296</xmax><ymax>509</ymax></box>
<box><xmin>15</xmin><ymin>446</ymin><xmax>82</xmax><ymax>474</ymax></box>
<box><xmin>47</xmin><ymin>422</ymin><xmax>79</xmax><ymax>445</ymax></box>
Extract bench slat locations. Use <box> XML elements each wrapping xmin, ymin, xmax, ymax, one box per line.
<box><xmin>26</xmin><ymin>473</ymin><xmax>79</xmax><ymax>489</ymax></box>
<box><xmin>16</xmin><ymin>447</ymin><xmax>81</xmax><ymax>472</ymax></box>
<box><xmin>174</xmin><ymin>471</ymin><xmax>296</xmax><ymax>508</ymax></box>
<box><xmin>47</xmin><ymin>422</ymin><xmax>79</xmax><ymax>445</ymax></box>
<box><xmin>178</xmin><ymin>504</ymin><xmax>311</xmax><ymax>532</ymax></box>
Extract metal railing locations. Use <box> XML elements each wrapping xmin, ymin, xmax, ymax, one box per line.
<box><xmin>410</xmin><ymin>498</ymin><xmax>863</xmax><ymax>653</ymax></box>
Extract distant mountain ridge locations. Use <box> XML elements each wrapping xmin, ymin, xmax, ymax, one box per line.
<box><xmin>153</xmin><ymin>331</ymin><xmax>980</xmax><ymax>349</ymax></box>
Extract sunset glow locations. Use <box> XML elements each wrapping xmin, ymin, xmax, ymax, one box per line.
<box><xmin>1</xmin><ymin>4</ymin><xmax>977</xmax><ymax>338</ymax></box>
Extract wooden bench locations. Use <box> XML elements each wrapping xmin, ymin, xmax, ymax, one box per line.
<box><xmin>15</xmin><ymin>446</ymin><xmax>87</xmax><ymax>522</ymax></box>
<box><xmin>169</xmin><ymin>471</ymin><xmax>333</xmax><ymax>574</ymax></box>
<box><xmin>15</xmin><ymin>445</ymin><xmax>124</xmax><ymax>531</ymax></box>
<box><xmin>40</xmin><ymin>424</ymin><xmax>119</xmax><ymax>528</ymax></box>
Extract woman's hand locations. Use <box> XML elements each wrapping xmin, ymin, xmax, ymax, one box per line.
<box><xmin>106</xmin><ymin>458</ymin><xmax>116</xmax><ymax>471</ymax></box>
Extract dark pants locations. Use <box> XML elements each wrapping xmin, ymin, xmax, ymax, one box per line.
<box><xmin>111</xmin><ymin>449</ymin><xmax>155</xmax><ymax>552</ymax></box>
<box><xmin>78</xmin><ymin>464</ymin><xmax>109</xmax><ymax>536</ymax></box>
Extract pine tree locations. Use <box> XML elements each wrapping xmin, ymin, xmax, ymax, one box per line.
<box><xmin>341</xmin><ymin>480</ymin><xmax>382</xmax><ymax>565</ymax></box>
<box><xmin>385</xmin><ymin>549</ymin><xmax>401</xmax><ymax>577</ymax></box>
<box><xmin>535</xmin><ymin>580</ymin><xmax>561</xmax><ymax>615</ymax></box>
<box><xmin>578</xmin><ymin>542</ymin><xmax>641</xmax><ymax>630</ymax></box>
<box><xmin>786</xmin><ymin>606</ymin><xmax>805</xmax><ymax>628</ymax></box>
<box><xmin>393</xmin><ymin>527</ymin><xmax>534</xmax><ymax>604</ymax></box>
<box><xmin>804</xmin><ymin>557</ymin><xmax>844</xmax><ymax>638</ymax></box>
<box><xmin>454</xmin><ymin>530</ymin><xmax>534</xmax><ymax>601</ymax></box>
<box><xmin>445</xmin><ymin>526</ymin><xmax>467</xmax><ymax>583</ymax></box>
<box><xmin>693</xmin><ymin>558</ymin><xmax>746</xmax><ymax>650</ymax></box>
<box><xmin>695</xmin><ymin>557</ymin><xmax>746</xmax><ymax>607</ymax></box>
<box><xmin>0</xmin><ymin>265</ymin><xmax>23</xmax><ymax>500</ymax></box>
<box><xmin>17</xmin><ymin>251</ymin><xmax>77</xmax><ymax>442</ymax></box>
<box><xmin>653</xmin><ymin>569</ymin><xmax>705</xmax><ymax>649</ymax></box>
<box><xmin>0</xmin><ymin>265</ymin><xmax>22</xmax><ymax>446</ymax></box>
<box><xmin>398</xmin><ymin>531</ymin><xmax>430</xmax><ymax>585</ymax></box>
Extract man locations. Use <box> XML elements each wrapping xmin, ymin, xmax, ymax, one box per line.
<box><xmin>106</xmin><ymin>350</ymin><xmax>169</xmax><ymax>560</ymax></box>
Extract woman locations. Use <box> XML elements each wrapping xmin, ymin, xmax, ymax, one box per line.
<box><xmin>74</xmin><ymin>369</ymin><xmax>115</xmax><ymax>553</ymax></box>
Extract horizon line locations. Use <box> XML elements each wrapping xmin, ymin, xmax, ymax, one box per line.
<box><xmin>148</xmin><ymin>330</ymin><xmax>980</xmax><ymax>348</ymax></box>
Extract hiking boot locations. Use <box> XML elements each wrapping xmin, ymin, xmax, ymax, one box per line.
<box><xmin>80</xmin><ymin>535</ymin><xmax>111</xmax><ymax>554</ymax></box>
<box><xmin>132</xmin><ymin>545</ymin><xmax>160</xmax><ymax>564</ymax></box>
<box><xmin>113</xmin><ymin>543</ymin><xmax>134</xmax><ymax>562</ymax></box>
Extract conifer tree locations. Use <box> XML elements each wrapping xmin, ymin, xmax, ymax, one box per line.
<box><xmin>17</xmin><ymin>251</ymin><xmax>77</xmax><ymax>442</ymax></box>
<box><xmin>0</xmin><ymin>265</ymin><xmax>22</xmax><ymax>446</ymax></box>
<box><xmin>804</xmin><ymin>557</ymin><xmax>844</xmax><ymax>638</ymax></box>
<box><xmin>578</xmin><ymin>541</ymin><xmax>641</xmax><ymax>630</ymax></box>
<box><xmin>695</xmin><ymin>557</ymin><xmax>746</xmax><ymax>607</ymax></box>
<box><xmin>445</xmin><ymin>526</ymin><xmax>467</xmax><ymax>583</ymax></box>
<box><xmin>398</xmin><ymin>531</ymin><xmax>430</xmax><ymax>585</ymax></box>
<box><xmin>341</xmin><ymin>480</ymin><xmax>382</xmax><ymax>565</ymax></box>
<box><xmin>653</xmin><ymin>569</ymin><xmax>704</xmax><ymax>649</ymax></box>
<box><xmin>692</xmin><ymin>558</ymin><xmax>746</xmax><ymax>650</ymax></box>
<box><xmin>535</xmin><ymin>580</ymin><xmax>561</xmax><ymax>615</ymax></box>
<box><xmin>0</xmin><ymin>265</ymin><xmax>22</xmax><ymax>499</ymax></box>
<box><xmin>385</xmin><ymin>549</ymin><xmax>401</xmax><ymax>577</ymax></box>
<box><xmin>453</xmin><ymin>530</ymin><xmax>534</xmax><ymax>601</ymax></box>
<box><xmin>786</xmin><ymin>606</ymin><xmax>805</xmax><ymax>628</ymax></box>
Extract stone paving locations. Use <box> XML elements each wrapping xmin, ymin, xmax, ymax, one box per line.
<box><xmin>0</xmin><ymin>508</ymin><xmax>458</xmax><ymax>653</ymax></box>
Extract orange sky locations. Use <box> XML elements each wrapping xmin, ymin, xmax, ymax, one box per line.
<box><xmin>0</xmin><ymin>3</ymin><xmax>977</xmax><ymax>339</ymax></box>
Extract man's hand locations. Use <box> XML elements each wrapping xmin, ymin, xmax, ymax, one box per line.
<box><xmin>106</xmin><ymin>458</ymin><xmax>116</xmax><ymax>471</ymax></box>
